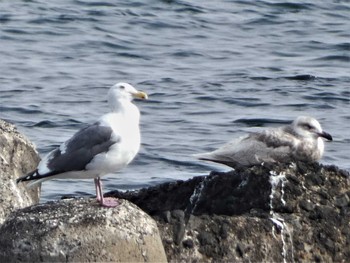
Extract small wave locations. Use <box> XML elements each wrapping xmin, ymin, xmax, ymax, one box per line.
<box><xmin>156</xmin><ymin>156</ymin><xmax>198</xmax><ymax>168</ymax></box>
<box><xmin>269</xmin><ymin>2</ymin><xmax>314</xmax><ymax>11</ymax></box>
<box><xmin>334</xmin><ymin>43</ymin><xmax>350</xmax><ymax>51</ymax></box>
<box><xmin>314</xmin><ymin>104</ymin><xmax>336</xmax><ymax>109</ymax></box>
<box><xmin>139</xmin><ymin>152</ymin><xmax>196</xmax><ymax>168</ymax></box>
<box><xmin>250</xmin><ymin>76</ymin><xmax>273</xmax><ymax>81</ymax></box>
<box><xmin>284</xmin><ymin>74</ymin><xmax>316</xmax><ymax>81</ymax></box>
<box><xmin>115</xmin><ymin>52</ymin><xmax>151</xmax><ymax>60</ymax></box>
<box><xmin>341</xmin><ymin>91</ymin><xmax>350</xmax><ymax>97</ymax></box>
<box><xmin>0</xmin><ymin>14</ymin><xmax>11</xmax><ymax>24</ymax></box>
<box><xmin>172</xmin><ymin>50</ymin><xmax>204</xmax><ymax>58</ymax></box>
<box><xmin>175</xmin><ymin>6</ymin><xmax>205</xmax><ymax>14</ymax></box>
<box><xmin>85</xmin><ymin>39</ymin><xmax>131</xmax><ymax>50</ymax></box>
<box><xmin>284</xmin><ymin>103</ymin><xmax>312</xmax><ymax>108</ymax></box>
<box><xmin>160</xmin><ymin>0</ymin><xmax>204</xmax><ymax>14</ymax></box>
<box><xmin>313</xmin><ymin>55</ymin><xmax>350</xmax><ymax>62</ymax></box>
<box><xmin>32</xmin><ymin>119</ymin><xmax>82</xmax><ymax>128</ymax></box>
<box><xmin>250</xmin><ymin>75</ymin><xmax>340</xmax><ymax>82</ymax></box>
<box><xmin>0</xmin><ymin>106</ymin><xmax>42</xmax><ymax>114</ymax></box>
<box><xmin>250</xmin><ymin>75</ymin><xmax>317</xmax><ymax>81</ymax></box>
<box><xmin>246</xmin><ymin>17</ymin><xmax>280</xmax><ymax>26</ymax></box>
<box><xmin>303</xmin><ymin>94</ymin><xmax>350</xmax><ymax>103</ymax></box>
<box><xmin>32</xmin><ymin>120</ymin><xmax>58</xmax><ymax>128</ymax></box>
<box><xmin>234</xmin><ymin>118</ymin><xmax>290</xmax><ymax>127</ymax></box>
<box><xmin>142</xmin><ymin>20</ymin><xmax>188</xmax><ymax>30</ymax></box>
<box><xmin>73</xmin><ymin>0</ymin><xmax>116</xmax><ymax>7</ymax></box>
<box><xmin>3</xmin><ymin>28</ymin><xmax>30</xmax><ymax>35</ymax></box>
<box><xmin>196</xmin><ymin>95</ymin><xmax>218</xmax><ymax>102</ymax></box>
<box><xmin>29</xmin><ymin>14</ymin><xmax>101</xmax><ymax>24</ymax></box>
<box><xmin>223</xmin><ymin>98</ymin><xmax>270</xmax><ymax>108</ymax></box>
<box><xmin>186</xmin><ymin>110</ymin><xmax>224</xmax><ymax>116</ymax></box>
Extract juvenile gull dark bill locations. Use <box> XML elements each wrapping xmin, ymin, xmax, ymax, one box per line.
<box><xmin>195</xmin><ymin>116</ymin><xmax>332</xmax><ymax>168</ymax></box>
<box><xmin>17</xmin><ymin>82</ymin><xmax>148</xmax><ymax>207</ymax></box>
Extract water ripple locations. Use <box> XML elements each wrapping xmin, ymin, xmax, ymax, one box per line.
<box><xmin>234</xmin><ymin>118</ymin><xmax>290</xmax><ymax>127</ymax></box>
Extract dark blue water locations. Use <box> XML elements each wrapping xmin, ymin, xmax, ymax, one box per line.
<box><xmin>1</xmin><ymin>0</ymin><xmax>349</xmax><ymax>202</ymax></box>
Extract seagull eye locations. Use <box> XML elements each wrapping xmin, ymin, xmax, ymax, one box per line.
<box><xmin>119</xmin><ymin>85</ymin><xmax>125</xmax><ymax>90</ymax></box>
<box><xmin>303</xmin><ymin>124</ymin><xmax>313</xmax><ymax>130</ymax></box>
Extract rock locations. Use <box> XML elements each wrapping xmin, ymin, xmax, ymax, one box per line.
<box><xmin>0</xmin><ymin>198</ymin><xmax>167</xmax><ymax>262</ymax></box>
<box><xmin>2</xmin><ymin>120</ymin><xmax>349</xmax><ymax>262</ymax></box>
<box><xmin>335</xmin><ymin>193</ymin><xmax>350</xmax><ymax>208</ymax></box>
<box><xmin>107</xmin><ymin>162</ymin><xmax>350</xmax><ymax>262</ymax></box>
<box><xmin>0</xmin><ymin>119</ymin><xmax>40</xmax><ymax>225</ymax></box>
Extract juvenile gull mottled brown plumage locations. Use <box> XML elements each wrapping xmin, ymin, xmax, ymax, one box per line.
<box><xmin>17</xmin><ymin>82</ymin><xmax>148</xmax><ymax>207</ymax></box>
<box><xmin>195</xmin><ymin>116</ymin><xmax>332</xmax><ymax>168</ymax></box>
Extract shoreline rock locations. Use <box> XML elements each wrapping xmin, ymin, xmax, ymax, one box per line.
<box><xmin>0</xmin><ymin>198</ymin><xmax>167</xmax><ymax>262</ymax></box>
<box><xmin>0</xmin><ymin>119</ymin><xmax>40</xmax><ymax>225</ymax></box>
<box><xmin>107</xmin><ymin>162</ymin><xmax>350</xmax><ymax>262</ymax></box>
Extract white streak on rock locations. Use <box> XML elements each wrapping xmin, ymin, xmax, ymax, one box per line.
<box><xmin>269</xmin><ymin>171</ymin><xmax>294</xmax><ymax>263</ymax></box>
<box><xmin>189</xmin><ymin>178</ymin><xmax>209</xmax><ymax>214</ymax></box>
<box><xmin>10</xmin><ymin>180</ymin><xmax>24</xmax><ymax>208</ymax></box>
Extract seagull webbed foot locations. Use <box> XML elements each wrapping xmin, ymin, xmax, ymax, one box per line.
<box><xmin>99</xmin><ymin>197</ymin><xmax>120</xmax><ymax>208</ymax></box>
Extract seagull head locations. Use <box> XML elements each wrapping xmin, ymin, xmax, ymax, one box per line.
<box><xmin>292</xmin><ymin>116</ymin><xmax>333</xmax><ymax>141</ymax></box>
<box><xmin>109</xmin><ymin>82</ymin><xmax>148</xmax><ymax>101</ymax></box>
<box><xmin>108</xmin><ymin>82</ymin><xmax>148</xmax><ymax>110</ymax></box>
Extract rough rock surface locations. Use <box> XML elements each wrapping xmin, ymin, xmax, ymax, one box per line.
<box><xmin>107</xmin><ymin>162</ymin><xmax>350</xmax><ymax>262</ymax></box>
<box><xmin>0</xmin><ymin>119</ymin><xmax>40</xmax><ymax>225</ymax></box>
<box><xmin>0</xmin><ymin>198</ymin><xmax>167</xmax><ymax>262</ymax></box>
<box><xmin>2</xmin><ymin>120</ymin><xmax>349</xmax><ymax>262</ymax></box>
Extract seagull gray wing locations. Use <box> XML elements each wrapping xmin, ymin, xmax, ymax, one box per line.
<box><xmin>35</xmin><ymin>122</ymin><xmax>119</xmax><ymax>179</ymax></box>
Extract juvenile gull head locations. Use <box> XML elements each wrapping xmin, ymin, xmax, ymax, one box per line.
<box><xmin>289</xmin><ymin>116</ymin><xmax>332</xmax><ymax>159</ymax></box>
<box><xmin>17</xmin><ymin>82</ymin><xmax>148</xmax><ymax>208</ymax></box>
<box><xmin>195</xmin><ymin>116</ymin><xmax>332</xmax><ymax>168</ymax></box>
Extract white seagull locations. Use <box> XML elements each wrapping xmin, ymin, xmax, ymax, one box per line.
<box><xmin>195</xmin><ymin>116</ymin><xmax>332</xmax><ymax>168</ymax></box>
<box><xmin>17</xmin><ymin>82</ymin><xmax>148</xmax><ymax>207</ymax></box>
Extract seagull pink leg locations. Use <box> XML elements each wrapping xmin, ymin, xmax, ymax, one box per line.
<box><xmin>96</xmin><ymin>177</ymin><xmax>119</xmax><ymax>208</ymax></box>
<box><xmin>94</xmin><ymin>178</ymin><xmax>101</xmax><ymax>202</ymax></box>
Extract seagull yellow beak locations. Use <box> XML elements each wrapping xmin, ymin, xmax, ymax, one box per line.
<box><xmin>133</xmin><ymin>91</ymin><xmax>148</xmax><ymax>100</ymax></box>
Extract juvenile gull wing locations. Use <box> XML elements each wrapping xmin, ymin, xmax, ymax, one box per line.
<box><xmin>195</xmin><ymin>116</ymin><xmax>333</xmax><ymax>169</ymax></box>
<box><xmin>195</xmin><ymin>128</ymin><xmax>298</xmax><ymax>168</ymax></box>
<box><xmin>17</xmin><ymin>122</ymin><xmax>119</xmax><ymax>182</ymax></box>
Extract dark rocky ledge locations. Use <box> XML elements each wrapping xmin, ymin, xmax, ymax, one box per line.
<box><xmin>106</xmin><ymin>162</ymin><xmax>350</xmax><ymax>262</ymax></box>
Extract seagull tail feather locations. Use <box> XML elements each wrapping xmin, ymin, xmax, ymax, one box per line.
<box><xmin>16</xmin><ymin>169</ymin><xmax>43</xmax><ymax>188</ymax></box>
<box><xmin>16</xmin><ymin>170</ymin><xmax>37</xmax><ymax>183</ymax></box>
<box><xmin>193</xmin><ymin>152</ymin><xmax>239</xmax><ymax>169</ymax></box>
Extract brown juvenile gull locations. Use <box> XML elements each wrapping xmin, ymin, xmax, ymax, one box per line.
<box><xmin>194</xmin><ymin>116</ymin><xmax>332</xmax><ymax>168</ymax></box>
<box><xmin>17</xmin><ymin>82</ymin><xmax>148</xmax><ymax>207</ymax></box>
